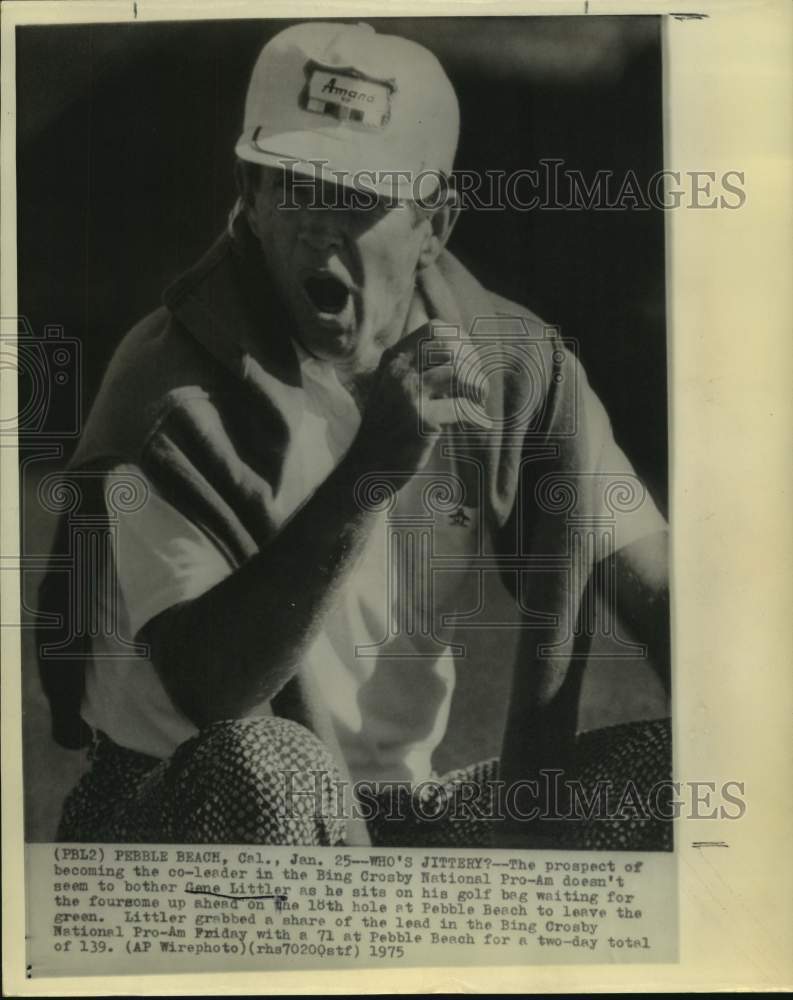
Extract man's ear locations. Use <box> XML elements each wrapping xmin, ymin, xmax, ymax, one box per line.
<box><xmin>234</xmin><ymin>159</ymin><xmax>261</xmax><ymax>237</ymax></box>
<box><xmin>417</xmin><ymin>195</ymin><xmax>461</xmax><ymax>271</ymax></box>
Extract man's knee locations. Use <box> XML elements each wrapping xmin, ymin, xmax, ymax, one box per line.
<box><xmin>164</xmin><ymin>716</ymin><xmax>346</xmax><ymax>844</ymax></box>
<box><xmin>195</xmin><ymin>716</ymin><xmax>335</xmax><ymax>767</ymax></box>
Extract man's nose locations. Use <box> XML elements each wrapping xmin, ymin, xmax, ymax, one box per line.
<box><xmin>298</xmin><ymin>208</ymin><xmax>346</xmax><ymax>251</ymax></box>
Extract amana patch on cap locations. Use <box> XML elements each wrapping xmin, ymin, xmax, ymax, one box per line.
<box><xmin>301</xmin><ymin>61</ymin><xmax>395</xmax><ymax>128</ymax></box>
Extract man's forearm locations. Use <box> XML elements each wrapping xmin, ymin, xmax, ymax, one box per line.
<box><xmin>494</xmin><ymin>529</ymin><xmax>670</xmax><ymax>847</ymax></box>
<box><xmin>144</xmin><ymin>446</ymin><xmax>381</xmax><ymax>727</ymax></box>
<box><xmin>143</xmin><ymin>330</ymin><xmax>465</xmax><ymax>727</ymax></box>
<box><xmin>611</xmin><ymin>529</ymin><xmax>670</xmax><ymax>694</ymax></box>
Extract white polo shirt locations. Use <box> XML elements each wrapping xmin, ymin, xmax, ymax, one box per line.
<box><xmin>83</xmin><ymin>337</ymin><xmax>665</xmax><ymax>784</ymax></box>
<box><xmin>83</xmin><ymin>336</ymin><xmax>483</xmax><ymax>783</ymax></box>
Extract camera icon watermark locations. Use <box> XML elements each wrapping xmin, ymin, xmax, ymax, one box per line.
<box><xmin>0</xmin><ymin>316</ymin><xmax>82</xmax><ymax>442</ymax></box>
<box><xmin>416</xmin><ymin>316</ymin><xmax>578</xmax><ymax>443</ymax></box>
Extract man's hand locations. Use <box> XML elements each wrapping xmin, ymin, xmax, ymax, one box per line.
<box><xmin>349</xmin><ymin>323</ymin><xmax>488</xmax><ymax>478</ymax></box>
<box><xmin>145</xmin><ymin>322</ymin><xmax>488</xmax><ymax>730</ymax></box>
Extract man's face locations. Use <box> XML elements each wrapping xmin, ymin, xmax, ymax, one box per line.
<box><xmin>245</xmin><ymin>168</ymin><xmax>433</xmax><ymax>371</ymax></box>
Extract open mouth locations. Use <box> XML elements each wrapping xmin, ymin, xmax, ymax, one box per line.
<box><xmin>303</xmin><ymin>274</ymin><xmax>351</xmax><ymax>316</ymax></box>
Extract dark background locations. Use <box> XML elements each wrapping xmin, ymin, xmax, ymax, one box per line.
<box><xmin>16</xmin><ymin>16</ymin><xmax>669</xmax><ymax>839</ymax></box>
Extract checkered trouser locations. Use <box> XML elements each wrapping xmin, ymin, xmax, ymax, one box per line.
<box><xmin>57</xmin><ymin>716</ymin><xmax>671</xmax><ymax>850</ymax></box>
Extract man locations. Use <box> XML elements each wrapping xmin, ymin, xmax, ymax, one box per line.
<box><xmin>39</xmin><ymin>21</ymin><xmax>670</xmax><ymax>849</ymax></box>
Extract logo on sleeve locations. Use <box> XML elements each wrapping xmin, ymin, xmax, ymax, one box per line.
<box><xmin>449</xmin><ymin>507</ymin><xmax>471</xmax><ymax>528</ymax></box>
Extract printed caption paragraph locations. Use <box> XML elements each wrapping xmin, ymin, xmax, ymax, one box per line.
<box><xmin>27</xmin><ymin>844</ymin><xmax>677</xmax><ymax>976</ymax></box>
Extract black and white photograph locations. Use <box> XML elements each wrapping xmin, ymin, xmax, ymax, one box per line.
<box><xmin>3</xmin><ymin>1</ymin><xmax>791</xmax><ymax>991</ymax></box>
<box><xmin>18</xmin><ymin>13</ymin><xmax>672</xmax><ymax>852</ymax></box>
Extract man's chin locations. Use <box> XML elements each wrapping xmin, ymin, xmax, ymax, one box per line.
<box><xmin>295</xmin><ymin>327</ymin><xmax>358</xmax><ymax>364</ymax></box>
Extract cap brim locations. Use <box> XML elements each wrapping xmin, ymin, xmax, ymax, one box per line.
<box><xmin>235</xmin><ymin>128</ymin><xmax>445</xmax><ymax>203</ymax></box>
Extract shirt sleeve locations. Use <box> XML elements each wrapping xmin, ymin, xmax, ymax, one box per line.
<box><xmin>534</xmin><ymin>346</ymin><xmax>668</xmax><ymax>555</ymax></box>
<box><xmin>105</xmin><ymin>463</ymin><xmax>237</xmax><ymax>639</ymax></box>
<box><xmin>576</xmin><ymin>364</ymin><xmax>668</xmax><ymax>550</ymax></box>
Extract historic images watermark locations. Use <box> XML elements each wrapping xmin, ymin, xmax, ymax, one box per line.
<box><xmin>278</xmin><ymin>769</ymin><xmax>747</xmax><ymax>825</ymax></box>
<box><xmin>265</xmin><ymin>157</ymin><xmax>747</xmax><ymax>212</ymax></box>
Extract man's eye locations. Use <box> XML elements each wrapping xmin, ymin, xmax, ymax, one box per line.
<box><xmin>344</xmin><ymin>192</ymin><xmax>392</xmax><ymax>216</ymax></box>
<box><xmin>345</xmin><ymin>193</ymin><xmax>372</xmax><ymax>213</ymax></box>
<box><xmin>270</xmin><ymin>173</ymin><xmax>291</xmax><ymax>204</ymax></box>
<box><xmin>270</xmin><ymin>174</ymin><xmax>319</xmax><ymax>208</ymax></box>
<box><xmin>290</xmin><ymin>183</ymin><xmax>319</xmax><ymax>207</ymax></box>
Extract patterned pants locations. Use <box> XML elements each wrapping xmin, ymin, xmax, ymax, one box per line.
<box><xmin>57</xmin><ymin>717</ymin><xmax>671</xmax><ymax>850</ymax></box>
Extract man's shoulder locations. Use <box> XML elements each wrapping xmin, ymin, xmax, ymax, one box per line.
<box><xmin>105</xmin><ymin>305</ymin><xmax>219</xmax><ymax>390</ymax></box>
<box><xmin>71</xmin><ymin>305</ymin><xmax>230</xmax><ymax>469</ymax></box>
<box><xmin>434</xmin><ymin>251</ymin><xmax>553</xmax><ymax>341</ymax></box>
<box><xmin>489</xmin><ymin>290</ymin><xmax>548</xmax><ymax>335</ymax></box>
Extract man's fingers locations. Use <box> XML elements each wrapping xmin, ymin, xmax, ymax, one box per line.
<box><xmin>421</xmin><ymin>397</ymin><xmax>492</xmax><ymax>429</ymax></box>
<box><xmin>421</xmin><ymin>365</ymin><xmax>455</xmax><ymax>396</ymax></box>
<box><xmin>383</xmin><ymin>322</ymin><xmax>434</xmax><ymax>363</ymax></box>
<box><xmin>421</xmin><ymin>366</ymin><xmax>488</xmax><ymax>406</ymax></box>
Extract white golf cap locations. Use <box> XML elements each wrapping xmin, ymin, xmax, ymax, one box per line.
<box><xmin>235</xmin><ymin>21</ymin><xmax>459</xmax><ymax>201</ymax></box>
